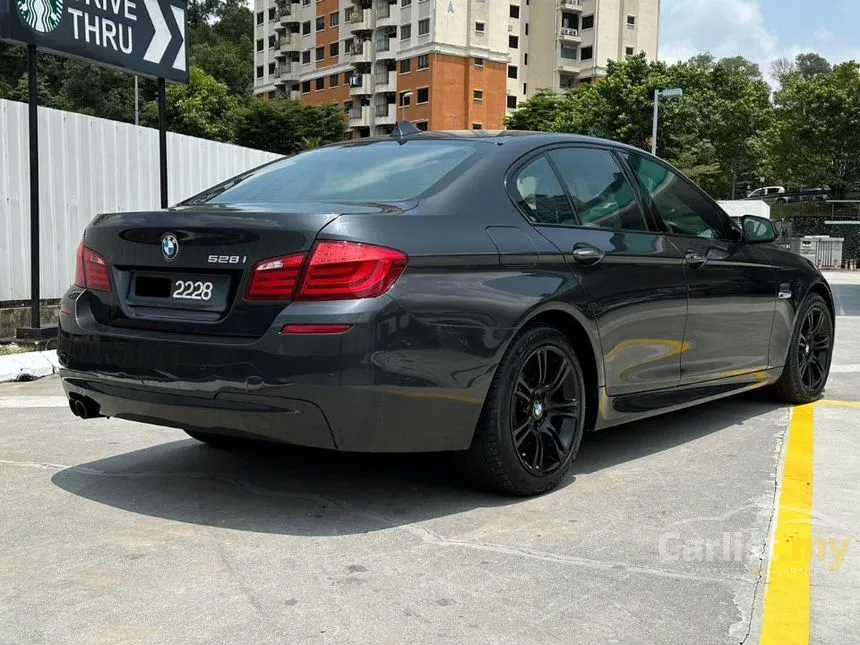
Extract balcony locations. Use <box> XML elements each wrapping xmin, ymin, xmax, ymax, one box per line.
<box><xmin>375</xmin><ymin>38</ymin><xmax>396</xmax><ymax>60</ymax></box>
<box><xmin>559</xmin><ymin>27</ymin><xmax>582</xmax><ymax>43</ymax></box>
<box><xmin>376</xmin><ymin>5</ymin><xmax>396</xmax><ymax>28</ymax></box>
<box><xmin>349</xmin><ymin>73</ymin><xmax>373</xmax><ymax>96</ymax></box>
<box><xmin>280</xmin><ymin>9</ymin><xmax>297</xmax><ymax>27</ymax></box>
<box><xmin>274</xmin><ymin>34</ymin><xmax>294</xmax><ymax>57</ymax></box>
<box><xmin>349</xmin><ymin>8</ymin><xmax>375</xmax><ymax>32</ymax></box>
<box><xmin>558</xmin><ymin>58</ymin><xmax>581</xmax><ymax>74</ymax></box>
<box><xmin>348</xmin><ymin>40</ymin><xmax>374</xmax><ymax>64</ymax></box>
<box><xmin>348</xmin><ymin>105</ymin><xmax>372</xmax><ymax>128</ymax></box>
<box><xmin>374</xmin><ymin>70</ymin><xmax>396</xmax><ymax>92</ymax></box>
<box><xmin>560</xmin><ymin>0</ymin><xmax>584</xmax><ymax>10</ymax></box>
<box><xmin>273</xmin><ymin>63</ymin><xmax>297</xmax><ymax>85</ymax></box>
<box><xmin>374</xmin><ymin>103</ymin><xmax>396</xmax><ymax>125</ymax></box>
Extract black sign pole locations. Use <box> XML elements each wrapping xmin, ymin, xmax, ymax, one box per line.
<box><xmin>157</xmin><ymin>77</ymin><xmax>168</xmax><ymax>208</ymax></box>
<box><xmin>27</xmin><ymin>44</ymin><xmax>41</xmax><ymax>332</ymax></box>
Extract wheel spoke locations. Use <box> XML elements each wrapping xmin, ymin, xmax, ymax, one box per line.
<box><xmin>535</xmin><ymin>349</ymin><xmax>548</xmax><ymax>387</ymax></box>
<box><xmin>532</xmin><ymin>433</ymin><xmax>545</xmax><ymax>471</ymax></box>
<box><xmin>544</xmin><ymin>361</ymin><xmax>570</xmax><ymax>397</ymax></box>
<box><xmin>812</xmin><ymin>335</ymin><xmax>831</xmax><ymax>351</ymax></box>
<box><xmin>808</xmin><ymin>309</ymin><xmax>824</xmax><ymax>337</ymax></box>
<box><xmin>547</xmin><ymin>399</ymin><xmax>579</xmax><ymax>420</ymax></box>
<box><xmin>543</xmin><ymin>424</ymin><xmax>567</xmax><ymax>463</ymax></box>
<box><xmin>513</xmin><ymin>420</ymin><xmax>532</xmax><ymax>447</ymax></box>
<box><xmin>516</xmin><ymin>375</ymin><xmax>533</xmax><ymax>400</ymax></box>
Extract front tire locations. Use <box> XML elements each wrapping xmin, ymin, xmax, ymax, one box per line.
<box><xmin>466</xmin><ymin>327</ymin><xmax>587</xmax><ymax>496</ymax></box>
<box><xmin>773</xmin><ymin>294</ymin><xmax>833</xmax><ymax>404</ymax></box>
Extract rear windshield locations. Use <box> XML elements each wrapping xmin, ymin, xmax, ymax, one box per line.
<box><xmin>190</xmin><ymin>140</ymin><xmax>484</xmax><ymax>205</ymax></box>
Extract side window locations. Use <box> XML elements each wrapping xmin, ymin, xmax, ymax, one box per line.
<box><xmin>512</xmin><ymin>156</ymin><xmax>574</xmax><ymax>225</ymax></box>
<box><xmin>625</xmin><ymin>154</ymin><xmax>727</xmax><ymax>239</ymax></box>
<box><xmin>547</xmin><ymin>147</ymin><xmax>648</xmax><ymax>231</ymax></box>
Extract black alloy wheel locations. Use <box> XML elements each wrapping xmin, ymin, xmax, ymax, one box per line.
<box><xmin>467</xmin><ymin>326</ymin><xmax>587</xmax><ymax>496</ymax></box>
<box><xmin>511</xmin><ymin>346</ymin><xmax>581</xmax><ymax>476</ymax></box>
<box><xmin>797</xmin><ymin>305</ymin><xmax>831</xmax><ymax>393</ymax></box>
<box><xmin>773</xmin><ymin>293</ymin><xmax>833</xmax><ymax>404</ymax></box>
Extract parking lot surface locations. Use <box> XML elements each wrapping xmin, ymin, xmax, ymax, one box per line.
<box><xmin>1</xmin><ymin>273</ymin><xmax>858</xmax><ymax>645</ymax></box>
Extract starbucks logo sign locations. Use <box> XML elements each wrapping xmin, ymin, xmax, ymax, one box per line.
<box><xmin>16</xmin><ymin>0</ymin><xmax>64</xmax><ymax>34</ymax></box>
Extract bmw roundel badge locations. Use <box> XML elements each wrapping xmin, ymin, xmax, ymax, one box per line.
<box><xmin>161</xmin><ymin>233</ymin><xmax>179</xmax><ymax>262</ymax></box>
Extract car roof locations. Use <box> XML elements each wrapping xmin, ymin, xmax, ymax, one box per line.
<box><xmin>335</xmin><ymin>130</ymin><xmax>645</xmax><ymax>154</ymax></box>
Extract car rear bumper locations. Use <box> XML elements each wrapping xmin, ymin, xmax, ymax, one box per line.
<box><xmin>57</xmin><ymin>292</ymin><xmax>496</xmax><ymax>453</ymax></box>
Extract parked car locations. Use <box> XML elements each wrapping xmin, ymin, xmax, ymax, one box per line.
<box><xmin>748</xmin><ymin>186</ymin><xmax>786</xmax><ymax>199</ymax></box>
<box><xmin>58</xmin><ymin>130</ymin><xmax>835</xmax><ymax>496</ymax></box>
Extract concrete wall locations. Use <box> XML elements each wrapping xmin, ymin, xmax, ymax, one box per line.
<box><xmin>0</xmin><ymin>99</ymin><xmax>281</xmax><ymax>303</ymax></box>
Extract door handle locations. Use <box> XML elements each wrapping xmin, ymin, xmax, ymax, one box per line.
<box><xmin>572</xmin><ymin>244</ymin><xmax>605</xmax><ymax>266</ymax></box>
<box><xmin>684</xmin><ymin>251</ymin><xmax>708</xmax><ymax>269</ymax></box>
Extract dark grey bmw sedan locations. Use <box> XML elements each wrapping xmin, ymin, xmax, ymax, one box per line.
<box><xmin>58</xmin><ymin>129</ymin><xmax>834</xmax><ymax>496</ymax></box>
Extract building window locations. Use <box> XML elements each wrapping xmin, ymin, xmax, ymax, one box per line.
<box><xmin>344</xmin><ymin>71</ymin><xmax>353</xmax><ymax>85</ymax></box>
<box><xmin>316</xmin><ymin>16</ymin><xmax>325</xmax><ymax>31</ymax></box>
<box><xmin>415</xmin><ymin>121</ymin><xmax>428</xmax><ymax>131</ymax></box>
<box><xmin>256</xmin><ymin>11</ymin><xmax>263</xmax><ymax>25</ymax></box>
<box><xmin>472</xmin><ymin>123</ymin><xmax>482</xmax><ymax>130</ymax></box>
<box><xmin>509</xmin><ymin>35</ymin><xmax>518</xmax><ymax>49</ymax></box>
<box><xmin>561</xmin><ymin>45</ymin><xmax>577</xmax><ymax>59</ymax></box>
<box><xmin>400</xmin><ymin>91</ymin><xmax>411</xmax><ymax>106</ymax></box>
<box><xmin>523</xmin><ymin>83</ymin><xmax>527</xmax><ymax>94</ymax></box>
<box><xmin>268</xmin><ymin>7</ymin><xmax>275</xmax><ymax>20</ymax></box>
<box><xmin>316</xmin><ymin>46</ymin><xmax>325</xmax><ymax>61</ymax></box>
<box><xmin>330</xmin><ymin>42</ymin><xmax>339</xmax><ymax>57</ymax></box>
<box><xmin>474</xmin><ymin>57</ymin><xmax>484</xmax><ymax>68</ymax></box>
<box><xmin>582</xmin><ymin>15</ymin><xmax>594</xmax><ymax>29</ymax></box>
<box><xmin>268</xmin><ymin>35</ymin><xmax>276</xmax><ymax>48</ymax></box>
<box><xmin>268</xmin><ymin>62</ymin><xmax>275</xmax><ymax>75</ymax></box>
<box><xmin>256</xmin><ymin>65</ymin><xmax>263</xmax><ymax>78</ymax></box>
<box><xmin>402</xmin><ymin>0</ymin><xmax>411</xmax><ymax>5</ymax></box>
<box><xmin>417</xmin><ymin>87</ymin><xmax>429</xmax><ymax>103</ymax></box>
<box><xmin>316</xmin><ymin>77</ymin><xmax>325</xmax><ymax>90</ymax></box>
<box><xmin>508</xmin><ymin>65</ymin><xmax>518</xmax><ymax>79</ymax></box>
<box><xmin>524</xmin><ymin>53</ymin><xmax>528</xmax><ymax>65</ymax></box>
<box><xmin>399</xmin><ymin>58</ymin><xmax>411</xmax><ymax>73</ymax></box>
<box><xmin>330</xmin><ymin>73</ymin><xmax>339</xmax><ymax>87</ymax></box>
<box><xmin>627</xmin><ymin>15</ymin><xmax>636</xmax><ymax>28</ymax></box>
<box><xmin>506</xmin><ymin>95</ymin><xmax>517</xmax><ymax>109</ymax></box>
<box><xmin>344</xmin><ymin>6</ymin><xmax>354</xmax><ymax>21</ymax></box>
<box><xmin>475</xmin><ymin>21</ymin><xmax>485</xmax><ymax>35</ymax></box>
<box><xmin>525</xmin><ymin>23</ymin><xmax>528</xmax><ymax>35</ymax></box>
<box><xmin>256</xmin><ymin>39</ymin><xmax>264</xmax><ymax>52</ymax></box>
<box><xmin>510</xmin><ymin>4</ymin><xmax>519</xmax><ymax>18</ymax></box>
<box><xmin>330</xmin><ymin>12</ymin><xmax>339</xmax><ymax>27</ymax></box>
<box><xmin>625</xmin><ymin>47</ymin><xmax>635</xmax><ymax>57</ymax></box>
<box><xmin>400</xmin><ymin>24</ymin><xmax>411</xmax><ymax>39</ymax></box>
<box><xmin>302</xmin><ymin>50</ymin><xmax>311</xmax><ymax>64</ymax></box>
<box><xmin>302</xmin><ymin>80</ymin><xmax>311</xmax><ymax>93</ymax></box>
<box><xmin>418</xmin><ymin>18</ymin><xmax>430</xmax><ymax>35</ymax></box>
<box><xmin>417</xmin><ymin>54</ymin><xmax>429</xmax><ymax>69</ymax></box>
<box><xmin>581</xmin><ymin>46</ymin><xmax>593</xmax><ymax>61</ymax></box>
<box><xmin>302</xmin><ymin>21</ymin><xmax>311</xmax><ymax>35</ymax></box>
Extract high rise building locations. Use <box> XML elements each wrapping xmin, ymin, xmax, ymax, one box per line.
<box><xmin>253</xmin><ymin>0</ymin><xmax>660</xmax><ymax>136</ymax></box>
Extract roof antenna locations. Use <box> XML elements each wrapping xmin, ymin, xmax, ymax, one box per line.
<box><xmin>390</xmin><ymin>121</ymin><xmax>421</xmax><ymax>143</ymax></box>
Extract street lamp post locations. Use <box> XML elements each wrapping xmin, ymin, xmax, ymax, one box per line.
<box><xmin>400</xmin><ymin>91</ymin><xmax>413</xmax><ymax>123</ymax></box>
<box><xmin>651</xmin><ymin>87</ymin><xmax>683</xmax><ymax>156</ymax></box>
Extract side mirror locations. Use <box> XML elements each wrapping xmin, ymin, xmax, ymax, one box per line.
<box><xmin>741</xmin><ymin>215</ymin><xmax>777</xmax><ymax>244</ymax></box>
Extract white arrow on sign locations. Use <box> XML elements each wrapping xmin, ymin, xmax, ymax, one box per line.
<box><xmin>170</xmin><ymin>5</ymin><xmax>186</xmax><ymax>72</ymax></box>
<box><xmin>143</xmin><ymin>0</ymin><xmax>170</xmax><ymax>65</ymax></box>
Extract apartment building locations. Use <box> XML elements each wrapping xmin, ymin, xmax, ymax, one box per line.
<box><xmin>253</xmin><ymin>0</ymin><xmax>660</xmax><ymax>136</ymax></box>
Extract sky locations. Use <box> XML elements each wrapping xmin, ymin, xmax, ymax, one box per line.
<box><xmin>659</xmin><ymin>0</ymin><xmax>859</xmax><ymax>79</ymax></box>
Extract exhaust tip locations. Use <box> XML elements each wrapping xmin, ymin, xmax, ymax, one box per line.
<box><xmin>69</xmin><ymin>397</ymin><xmax>101</xmax><ymax>420</ymax></box>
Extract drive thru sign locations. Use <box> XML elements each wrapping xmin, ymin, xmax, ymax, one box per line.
<box><xmin>0</xmin><ymin>0</ymin><xmax>188</xmax><ymax>82</ymax></box>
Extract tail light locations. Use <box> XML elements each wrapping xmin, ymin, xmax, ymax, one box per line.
<box><xmin>297</xmin><ymin>241</ymin><xmax>407</xmax><ymax>301</ymax></box>
<box><xmin>244</xmin><ymin>253</ymin><xmax>306</xmax><ymax>301</ymax></box>
<box><xmin>74</xmin><ymin>241</ymin><xmax>112</xmax><ymax>292</ymax></box>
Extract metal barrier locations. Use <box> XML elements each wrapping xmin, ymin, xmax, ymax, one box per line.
<box><xmin>789</xmin><ymin>236</ymin><xmax>845</xmax><ymax>268</ymax></box>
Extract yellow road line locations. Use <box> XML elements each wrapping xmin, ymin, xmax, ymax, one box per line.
<box><xmin>817</xmin><ymin>399</ymin><xmax>860</xmax><ymax>409</ymax></box>
<box><xmin>760</xmin><ymin>403</ymin><xmax>816</xmax><ymax>645</ymax></box>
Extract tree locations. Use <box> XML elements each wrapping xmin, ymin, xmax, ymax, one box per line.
<box><xmin>795</xmin><ymin>52</ymin><xmax>831</xmax><ymax>77</ymax></box>
<box><xmin>233</xmin><ymin>99</ymin><xmax>348</xmax><ymax>155</ymax></box>
<box><xmin>504</xmin><ymin>90</ymin><xmax>564</xmax><ymax>131</ymax></box>
<box><xmin>143</xmin><ymin>67</ymin><xmax>238</xmax><ymax>142</ymax></box>
<box><xmin>771</xmin><ymin>57</ymin><xmax>796</xmax><ymax>82</ymax></box>
<box><xmin>768</xmin><ymin>62</ymin><xmax>860</xmax><ymax>198</ymax></box>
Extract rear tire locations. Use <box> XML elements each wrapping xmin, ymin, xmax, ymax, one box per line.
<box><xmin>772</xmin><ymin>294</ymin><xmax>833</xmax><ymax>404</ymax></box>
<box><xmin>466</xmin><ymin>326</ymin><xmax>587</xmax><ymax>496</ymax></box>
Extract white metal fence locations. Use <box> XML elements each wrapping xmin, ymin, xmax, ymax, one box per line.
<box><xmin>0</xmin><ymin>99</ymin><xmax>281</xmax><ymax>302</ymax></box>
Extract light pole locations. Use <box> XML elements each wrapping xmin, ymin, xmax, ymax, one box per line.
<box><xmin>400</xmin><ymin>91</ymin><xmax>413</xmax><ymax>123</ymax></box>
<box><xmin>651</xmin><ymin>87</ymin><xmax>683</xmax><ymax>156</ymax></box>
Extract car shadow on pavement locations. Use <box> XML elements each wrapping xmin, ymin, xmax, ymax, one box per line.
<box><xmin>50</xmin><ymin>391</ymin><xmax>785</xmax><ymax>537</ymax></box>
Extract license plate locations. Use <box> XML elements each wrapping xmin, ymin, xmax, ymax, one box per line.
<box><xmin>130</xmin><ymin>273</ymin><xmax>230</xmax><ymax>312</ymax></box>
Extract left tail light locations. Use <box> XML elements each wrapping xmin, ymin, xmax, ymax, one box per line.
<box><xmin>74</xmin><ymin>241</ymin><xmax>112</xmax><ymax>292</ymax></box>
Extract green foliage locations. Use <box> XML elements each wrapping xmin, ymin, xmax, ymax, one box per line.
<box><xmin>233</xmin><ymin>99</ymin><xmax>348</xmax><ymax>155</ymax></box>
<box><xmin>506</xmin><ymin>53</ymin><xmax>773</xmax><ymax>198</ymax></box>
<box><xmin>768</xmin><ymin>61</ymin><xmax>860</xmax><ymax>198</ymax></box>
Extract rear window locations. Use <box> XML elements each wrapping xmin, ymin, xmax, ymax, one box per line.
<box><xmin>193</xmin><ymin>141</ymin><xmax>484</xmax><ymax>205</ymax></box>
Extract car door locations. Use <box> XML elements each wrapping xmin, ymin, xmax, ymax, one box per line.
<box><xmin>509</xmin><ymin>146</ymin><xmax>688</xmax><ymax>396</ymax></box>
<box><xmin>622</xmin><ymin>152</ymin><xmax>776</xmax><ymax>384</ymax></box>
